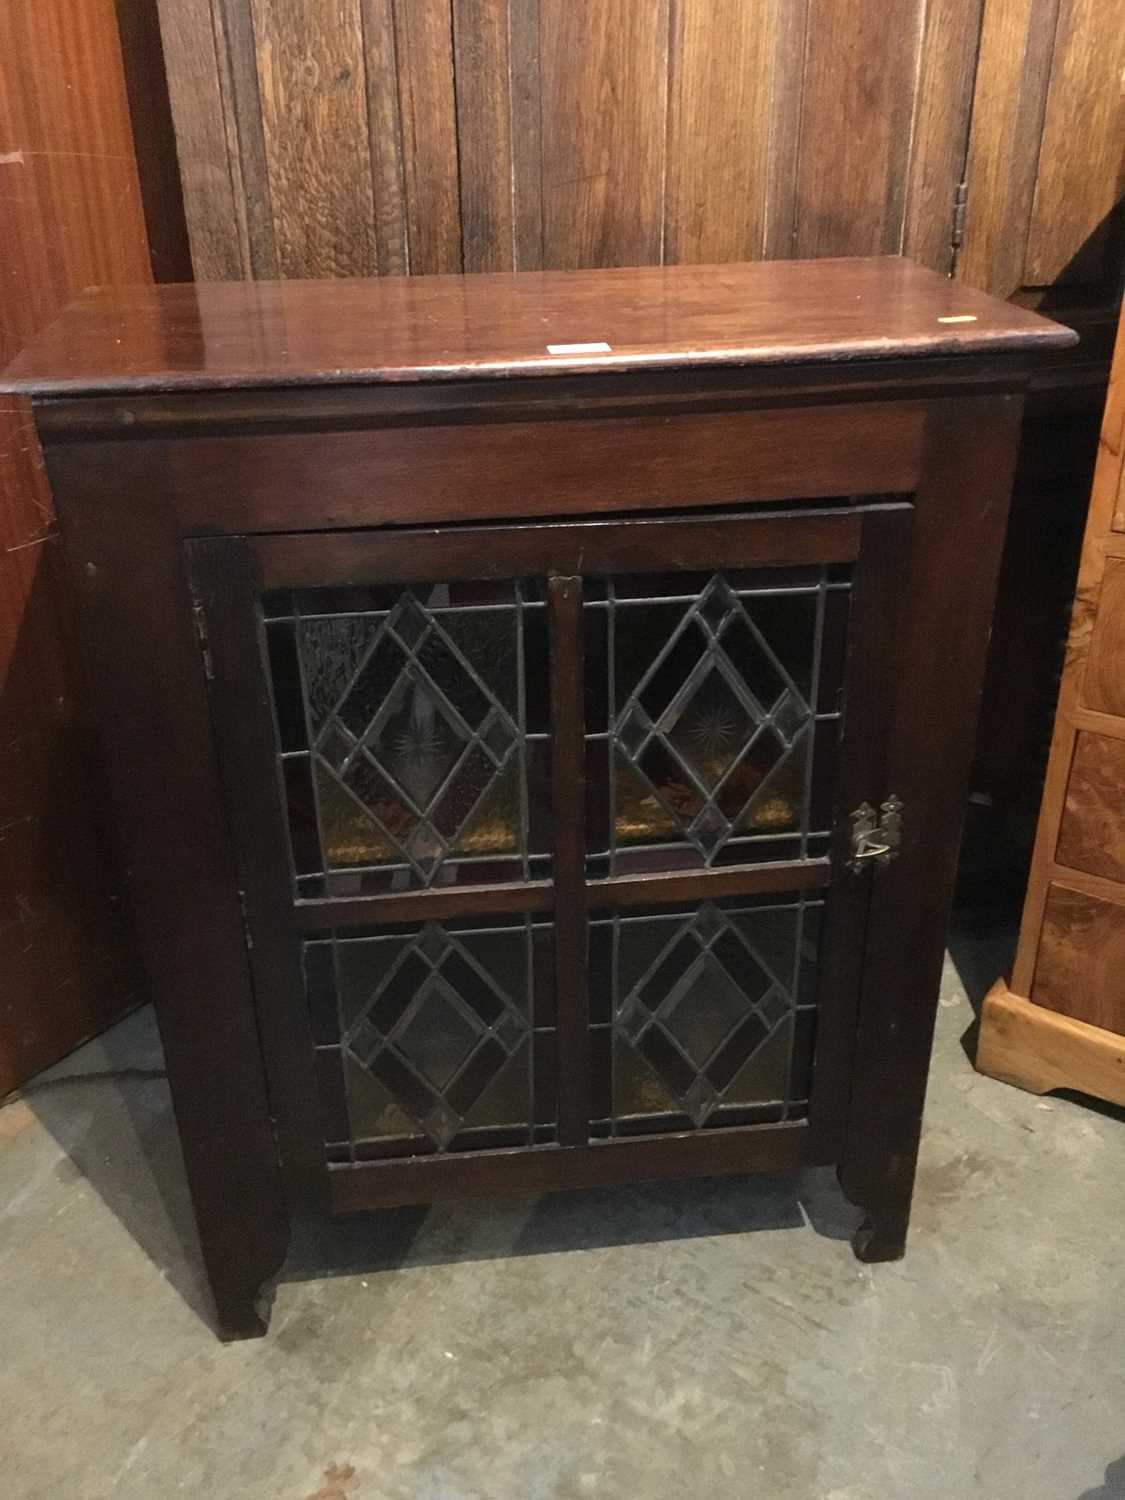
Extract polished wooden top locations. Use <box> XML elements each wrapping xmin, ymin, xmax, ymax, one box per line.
<box><xmin>3</xmin><ymin>258</ymin><xmax>1075</xmax><ymax>397</ymax></box>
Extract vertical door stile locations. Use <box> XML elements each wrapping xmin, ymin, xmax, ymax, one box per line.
<box><xmin>549</xmin><ymin>574</ymin><xmax>590</xmax><ymax>1145</ymax></box>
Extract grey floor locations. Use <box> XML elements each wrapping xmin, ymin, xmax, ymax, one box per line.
<box><xmin>1</xmin><ymin>926</ymin><xmax>1123</xmax><ymax>1500</ymax></box>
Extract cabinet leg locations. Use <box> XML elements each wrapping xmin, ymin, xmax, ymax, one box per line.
<box><xmin>850</xmin><ymin>1201</ymin><xmax>910</xmax><ymax>1263</ymax></box>
<box><xmin>213</xmin><ymin>1286</ymin><xmax>273</xmax><ymax>1342</ymax></box>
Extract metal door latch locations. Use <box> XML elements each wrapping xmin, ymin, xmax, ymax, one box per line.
<box><xmin>848</xmin><ymin>796</ymin><xmax>904</xmax><ymax>873</ymax></box>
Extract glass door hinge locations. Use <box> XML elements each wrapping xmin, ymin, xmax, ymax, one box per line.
<box><xmin>849</xmin><ymin>795</ymin><xmax>904</xmax><ymax>873</ymax></box>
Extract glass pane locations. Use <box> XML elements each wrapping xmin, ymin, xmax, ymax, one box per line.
<box><xmin>303</xmin><ymin>917</ymin><xmax>555</xmax><ymax>1158</ymax></box>
<box><xmin>585</xmin><ymin>569</ymin><xmax>849</xmax><ymax>874</ymax></box>
<box><xmin>588</xmin><ymin>896</ymin><xmax>822</xmax><ymax>1136</ymax></box>
<box><xmin>265</xmin><ymin>579</ymin><xmax>548</xmax><ymax>892</ymax></box>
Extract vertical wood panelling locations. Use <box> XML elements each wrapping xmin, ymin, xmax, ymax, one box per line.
<box><xmin>794</xmin><ymin>0</ymin><xmax>927</xmax><ymax>257</ymax></box>
<box><xmin>664</xmin><ymin>0</ymin><xmax>805</xmax><ymax>264</ymax></box>
<box><xmin>957</xmin><ymin>0</ymin><xmax>1062</xmax><ymax>295</ymax></box>
<box><xmin>359</xmin><ymin>0</ymin><xmax>409</xmax><ymax>274</ymax></box>
<box><xmin>214</xmin><ymin>0</ymin><xmax>279</xmax><ymax>278</ymax></box>
<box><xmin>1024</xmin><ymin>0</ymin><xmax>1125</xmax><ymax>287</ymax></box>
<box><xmin>453</xmin><ymin>0</ymin><xmax>515</xmax><ymax>271</ymax></box>
<box><xmin>157</xmin><ymin>0</ymin><xmax>248</xmax><ymax>279</ymax></box>
<box><xmin>249</xmin><ymin>0</ymin><xmax>378</xmax><ymax>277</ymax></box>
<box><xmin>508</xmin><ymin>0</ymin><xmax>544</xmax><ymax>269</ymax></box>
<box><xmin>537</xmin><ymin>0</ymin><xmax>669</xmax><ymax>269</ymax></box>
<box><xmin>902</xmin><ymin>0</ymin><xmax>987</xmax><ymax>271</ymax></box>
<box><xmin>393</xmin><ymin>0</ymin><xmax>462</xmax><ymax>274</ymax></box>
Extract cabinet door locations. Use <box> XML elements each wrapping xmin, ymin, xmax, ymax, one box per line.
<box><xmin>188</xmin><ymin>505</ymin><xmax>910</xmax><ymax>1207</ymax></box>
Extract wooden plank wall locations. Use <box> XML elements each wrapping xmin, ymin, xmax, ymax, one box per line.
<box><xmin>0</xmin><ymin>0</ymin><xmax>156</xmax><ymax>1093</ymax></box>
<box><xmin>161</xmin><ymin>0</ymin><xmax>987</xmax><ymax>283</ymax></box>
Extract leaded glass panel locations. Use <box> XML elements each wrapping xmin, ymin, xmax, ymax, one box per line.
<box><xmin>589</xmin><ymin>895</ymin><xmax>822</xmax><ymax>1137</ymax></box>
<box><xmin>305</xmin><ymin>916</ymin><xmax>556</xmax><ymax>1159</ymax></box>
<box><xmin>263</xmin><ymin>580</ymin><xmax>549</xmax><ymax>895</ymax></box>
<box><xmin>585</xmin><ymin>569</ymin><xmax>849</xmax><ymax>875</ymax></box>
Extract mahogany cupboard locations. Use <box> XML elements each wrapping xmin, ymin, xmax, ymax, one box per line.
<box><xmin>2</xmin><ymin>258</ymin><xmax>1074</xmax><ymax>1337</ymax></box>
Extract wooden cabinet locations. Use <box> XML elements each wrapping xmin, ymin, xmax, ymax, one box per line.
<box><xmin>3</xmin><ymin>258</ymin><xmax>1072</xmax><ymax>1337</ymax></box>
<box><xmin>979</xmin><ymin>310</ymin><xmax>1125</xmax><ymax>1102</ymax></box>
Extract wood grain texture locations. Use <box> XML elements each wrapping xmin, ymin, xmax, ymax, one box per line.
<box><xmin>157</xmin><ymin>0</ymin><xmax>248</xmax><ymax>279</ymax></box>
<box><xmin>393</xmin><ymin>0</ymin><xmax>461</xmax><ymax>274</ymax></box>
<box><xmin>358</xmin><ymin>0</ymin><xmax>409</xmax><ymax>274</ymax></box>
<box><xmin>957</xmin><ymin>0</ymin><xmax>1062</xmax><ymax>295</ymax></box>
<box><xmin>1011</xmin><ymin>311</ymin><xmax>1125</xmax><ymax>1001</ymax></box>
<box><xmin>3</xmin><ymin>260</ymin><xmax>1075</xmax><ymax>397</ymax></box>
<box><xmin>1024</xmin><ymin>0</ymin><xmax>1125</xmax><ymax>287</ymax></box>
<box><xmin>0</xmin><ymin>0</ymin><xmax>150</xmax><ymax>1093</ymax></box>
<box><xmin>977</xmin><ymin>980</ymin><xmax>1125</xmax><ymax>1106</ymax></box>
<box><xmin>1055</xmin><ymin>731</ymin><xmax>1125</xmax><ymax>883</ymax></box>
<box><xmin>664</xmin><ymin>0</ymin><xmax>797</xmax><ymax>264</ymax></box>
<box><xmin>794</xmin><ymin>0</ymin><xmax>927</xmax><ymax>256</ymax></box>
<box><xmin>1032</xmin><ymin>882</ymin><xmax>1125</xmax><ymax>1030</ymax></box>
<box><xmin>250</xmin><ymin>0</ymin><xmax>378</xmax><ymax>277</ymax></box>
<box><xmin>453</xmin><ymin>0</ymin><xmax>515</xmax><ymax>271</ymax></box>
<box><xmin>537</xmin><ymin>0</ymin><xmax>669</xmax><ymax>268</ymax></box>
<box><xmin>902</xmin><ymin>0</ymin><xmax>986</xmax><ymax>272</ymax></box>
<box><xmin>1081</xmin><ymin>557</ymin><xmax>1125</xmax><ymax>717</ymax></box>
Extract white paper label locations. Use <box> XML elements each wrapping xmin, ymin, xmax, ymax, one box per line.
<box><xmin>546</xmin><ymin>341</ymin><xmax>613</xmax><ymax>354</ymax></box>
<box><xmin>936</xmin><ymin>315</ymin><xmax>978</xmax><ymax>324</ymax></box>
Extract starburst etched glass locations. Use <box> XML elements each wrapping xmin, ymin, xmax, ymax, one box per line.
<box><xmin>585</xmin><ymin>570</ymin><xmax>848</xmax><ymax>873</ymax></box>
<box><xmin>265</xmin><ymin>581</ymin><xmax>548</xmax><ymax>892</ymax></box>
<box><xmin>588</xmin><ymin>897</ymin><xmax>823</xmax><ymax>1136</ymax></box>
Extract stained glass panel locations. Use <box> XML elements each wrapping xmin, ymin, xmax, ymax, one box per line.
<box><xmin>589</xmin><ymin>896</ymin><xmax>822</xmax><ymax>1136</ymax></box>
<box><xmin>585</xmin><ymin>570</ymin><xmax>848</xmax><ymax>874</ymax></box>
<box><xmin>264</xmin><ymin>580</ymin><xmax>548</xmax><ymax>893</ymax></box>
<box><xmin>304</xmin><ymin>917</ymin><xmax>556</xmax><ymax>1158</ymax></box>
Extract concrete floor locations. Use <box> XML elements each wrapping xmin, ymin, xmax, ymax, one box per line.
<box><xmin>1</xmin><ymin>926</ymin><xmax>1123</xmax><ymax>1500</ymax></box>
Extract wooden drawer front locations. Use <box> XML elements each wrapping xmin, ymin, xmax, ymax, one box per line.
<box><xmin>1032</xmin><ymin>881</ymin><xmax>1125</xmax><ymax>1032</ymax></box>
<box><xmin>1081</xmin><ymin>557</ymin><xmax>1125</xmax><ymax>716</ymax></box>
<box><xmin>163</xmin><ymin>400</ymin><xmax>926</xmax><ymax>531</ymax></box>
<box><xmin>1055</xmin><ymin>731</ymin><xmax>1125</xmax><ymax>884</ymax></box>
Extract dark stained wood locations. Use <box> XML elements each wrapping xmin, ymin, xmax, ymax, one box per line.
<box><xmin>20</xmin><ymin>259</ymin><xmax>1053</xmax><ymax>1332</ymax></box>
<box><xmin>807</xmin><ymin>506</ymin><xmax>915</xmax><ymax>1147</ymax></box>
<box><xmin>214</xmin><ymin>0</ymin><xmax>280</xmax><ymax>279</ymax></box>
<box><xmin>187</xmin><ymin>538</ymin><xmax>327</xmax><ymax>1210</ymax></box>
<box><xmin>249</xmin><ymin>0</ymin><xmax>378</xmax><ymax>278</ymax></box>
<box><xmin>330</xmin><ymin>1119</ymin><xmax>818</xmax><ymax>1212</ymax></box>
<box><xmin>40</xmin><ymin>403</ymin><xmax>928</xmax><ymax>538</ymax></box>
<box><xmin>452</xmin><ymin>0</ymin><xmax>514</xmax><ymax>272</ymax></box>
<box><xmin>43</xmin><ymin>451</ymin><xmax>288</xmax><ymax>1336</ymax></box>
<box><xmin>587</xmin><ymin>861</ymin><xmax>830</xmax><ymax>910</ymax></box>
<box><xmin>0</xmin><ymin>0</ymin><xmax>152</xmax><ymax>1095</ymax></box>
<box><xmin>840</xmin><ymin>393</ymin><xmax>1025</xmax><ymax>1260</ymax></box>
<box><xmin>549</xmin><ymin>575</ymin><xmax>589</xmax><ymax>1146</ymax></box>
<box><xmin>794</xmin><ymin>0</ymin><xmax>926</xmax><ymax>257</ymax></box>
<box><xmin>536</xmin><ymin>0</ymin><xmax>669</xmax><ymax>269</ymax></box>
<box><xmin>296</xmin><ymin>881</ymin><xmax>555</xmax><ymax>932</ymax></box>
<box><xmin>251</xmin><ymin>511</ymin><xmax>863</xmax><ymax>588</ymax></box>
<box><xmin>3</xmin><ymin>260</ymin><xmax>1076</xmax><ymax>397</ymax></box>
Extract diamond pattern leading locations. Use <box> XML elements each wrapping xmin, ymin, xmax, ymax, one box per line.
<box><xmin>615</xmin><ymin>574</ymin><xmax>813</xmax><ymax>861</ymax></box>
<box><xmin>343</xmin><ymin>921</ymin><xmax>530</xmax><ymax>1149</ymax></box>
<box><xmin>615</xmin><ymin>901</ymin><xmax>793</xmax><ymax>1126</ymax></box>
<box><xmin>305</xmin><ymin>590</ymin><xmax>520</xmax><ymax>884</ymax></box>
